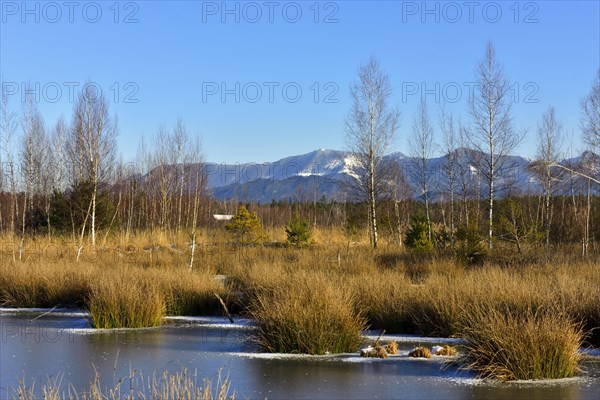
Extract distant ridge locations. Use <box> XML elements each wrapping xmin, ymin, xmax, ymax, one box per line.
<box><xmin>145</xmin><ymin>149</ymin><xmax>597</xmax><ymax>203</ymax></box>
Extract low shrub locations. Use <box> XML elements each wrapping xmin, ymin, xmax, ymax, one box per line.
<box><xmin>285</xmin><ymin>212</ymin><xmax>312</xmax><ymax>247</ymax></box>
<box><xmin>404</xmin><ymin>215</ymin><xmax>433</xmax><ymax>252</ymax></box>
<box><xmin>361</xmin><ymin>345</ymin><xmax>389</xmax><ymax>359</ymax></box>
<box><xmin>225</xmin><ymin>205</ymin><xmax>265</xmax><ymax>245</ymax></box>
<box><xmin>455</xmin><ymin>225</ymin><xmax>487</xmax><ymax>266</ymax></box>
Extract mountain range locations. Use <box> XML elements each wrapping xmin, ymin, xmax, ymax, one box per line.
<box><xmin>196</xmin><ymin>148</ymin><xmax>596</xmax><ymax>203</ymax></box>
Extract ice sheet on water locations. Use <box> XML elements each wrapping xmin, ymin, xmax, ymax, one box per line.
<box><xmin>164</xmin><ymin>315</ymin><xmax>256</xmax><ymax>330</ymax></box>
<box><xmin>581</xmin><ymin>347</ymin><xmax>600</xmax><ymax>358</ymax></box>
<box><xmin>69</xmin><ymin>326</ymin><xmax>162</xmax><ymax>334</ymax></box>
<box><xmin>0</xmin><ymin>307</ymin><xmax>88</xmax><ymax>317</ymax></box>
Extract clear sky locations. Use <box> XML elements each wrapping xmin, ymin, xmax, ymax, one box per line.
<box><xmin>1</xmin><ymin>0</ymin><xmax>599</xmax><ymax>164</ymax></box>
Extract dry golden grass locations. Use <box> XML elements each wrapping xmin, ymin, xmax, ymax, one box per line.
<box><xmin>88</xmin><ymin>272</ymin><xmax>166</xmax><ymax>329</ymax></box>
<box><xmin>361</xmin><ymin>345</ymin><xmax>389</xmax><ymax>358</ymax></box>
<box><xmin>409</xmin><ymin>346</ymin><xmax>432</xmax><ymax>359</ymax></box>
<box><xmin>1</xmin><ymin>229</ymin><xmax>599</xmax><ymax>379</ymax></box>
<box><xmin>14</xmin><ymin>368</ymin><xmax>235</xmax><ymax>400</ymax></box>
<box><xmin>0</xmin><ymin>262</ymin><xmax>93</xmax><ymax>308</ymax></box>
<box><xmin>460</xmin><ymin>308</ymin><xmax>584</xmax><ymax>381</ymax></box>
<box><xmin>249</xmin><ymin>274</ymin><xmax>366</xmax><ymax>355</ymax></box>
<box><xmin>144</xmin><ymin>268</ymin><xmax>228</xmax><ymax>316</ymax></box>
<box><xmin>385</xmin><ymin>341</ymin><xmax>398</xmax><ymax>355</ymax></box>
<box><xmin>374</xmin><ymin>345</ymin><xmax>389</xmax><ymax>358</ymax></box>
<box><xmin>349</xmin><ymin>271</ymin><xmax>415</xmax><ymax>333</ymax></box>
<box><xmin>0</xmin><ymin>233</ymin><xmax>229</xmax><ymax>328</ymax></box>
<box><xmin>435</xmin><ymin>345</ymin><xmax>457</xmax><ymax>356</ymax></box>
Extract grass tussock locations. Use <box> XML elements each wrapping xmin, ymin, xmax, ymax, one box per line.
<box><xmin>14</xmin><ymin>368</ymin><xmax>235</xmax><ymax>400</ymax></box>
<box><xmin>434</xmin><ymin>345</ymin><xmax>457</xmax><ymax>356</ymax></box>
<box><xmin>409</xmin><ymin>346</ymin><xmax>432</xmax><ymax>359</ymax></box>
<box><xmin>360</xmin><ymin>345</ymin><xmax>389</xmax><ymax>359</ymax></box>
<box><xmin>88</xmin><ymin>275</ymin><xmax>166</xmax><ymax>329</ymax></box>
<box><xmin>374</xmin><ymin>345</ymin><xmax>389</xmax><ymax>358</ymax></box>
<box><xmin>460</xmin><ymin>308</ymin><xmax>584</xmax><ymax>381</ymax></box>
<box><xmin>249</xmin><ymin>277</ymin><xmax>366</xmax><ymax>355</ymax></box>
<box><xmin>385</xmin><ymin>340</ymin><xmax>398</xmax><ymax>355</ymax></box>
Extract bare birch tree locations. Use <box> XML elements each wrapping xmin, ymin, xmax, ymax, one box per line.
<box><xmin>345</xmin><ymin>56</ymin><xmax>400</xmax><ymax>249</ymax></box>
<box><xmin>151</xmin><ymin>125</ymin><xmax>173</xmax><ymax>231</ymax></box>
<box><xmin>67</xmin><ymin>84</ymin><xmax>118</xmax><ymax>248</ymax></box>
<box><xmin>581</xmin><ymin>69</ymin><xmax>600</xmax><ymax>151</ymax></box>
<box><xmin>172</xmin><ymin>118</ymin><xmax>189</xmax><ymax>234</ymax></box>
<box><xmin>188</xmin><ymin>135</ymin><xmax>205</xmax><ymax>269</ymax></box>
<box><xmin>531</xmin><ymin>106</ymin><xmax>564</xmax><ymax>250</ymax></box>
<box><xmin>439</xmin><ymin>107</ymin><xmax>459</xmax><ymax>233</ymax></box>
<box><xmin>50</xmin><ymin>117</ymin><xmax>68</xmax><ymax>193</ymax></box>
<box><xmin>409</xmin><ymin>101</ymin><xmax>435</xmax><ymax>240</ymax></box>
<box><xmin>1</xmin><ymin>83</ymin><xmax>18</xmax><ymax>260</ymax></box>
<box><xmin>20</xmin><ymin>89</ymin><xmax>47</xmax><ymax>214</ymax></box>
<box><xmin>466</xmin><ymin>41</ymin><xmax>524</xmax><ymax>248</ymax></box>
<box><xmin>580</xmin><ymin>70</ymin><xmax>600</xmax><ymax>255</ymax></box>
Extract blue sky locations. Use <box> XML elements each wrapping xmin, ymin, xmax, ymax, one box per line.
<box><xmin>1</xmin><ymin>0</ymin><xmax>599</xmax><ymax>164</ymax></box>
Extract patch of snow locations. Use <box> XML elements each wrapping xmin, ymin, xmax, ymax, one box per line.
<box><xmin>342</xmin><ymin>155</ymin><xmax>361</xmax><ymax>180</ymax></box>
<box><xmin>363</xmin><ymin>332</ymin><xmax>463</xmax><ymax>344</ymax></box>
<box><xmin>360</xmin><ymin>346</ymin><xmax>374</xmax><ymax>357</ymax></box>
<box><xmin>324</xmin><ymin>159</ymin><xmax>342</xmax><ymax>169</ymax></box>
<box><xmin>229</xmin><ymin>352</ymin><xmax>316</xmax><ymax>360</ymax></box>
<box><xmin>229</xmin><ymin>352</ymin><xmax>406</xmax><ymax>363</ymax></box>
<box><xmin>339</xmin><ymin>355</ymin><xmax>395</xmax><ymax>363</ymax></box>
<box><xmin>297</xmin><ymin>171</ymin><xmax>323</xmax><ymax>177</ymax></box>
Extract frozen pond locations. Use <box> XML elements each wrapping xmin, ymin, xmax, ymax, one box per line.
<box><xmin>1</xmin><ymin>309</ymin><xmax>599</xmax><ymax>399</ymax></box>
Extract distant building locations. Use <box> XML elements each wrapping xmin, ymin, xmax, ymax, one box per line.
<box><xmin>213</xmin><ymin>214</ymin><xmax>233</xmax><ymax>221</ymax></box>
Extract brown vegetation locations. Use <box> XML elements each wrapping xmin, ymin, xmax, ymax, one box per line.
<box><xmin>460</xmin><ymin>308</ymin><xmax>583</xmax><ymax>381</ymax></box>
<box><xmin>1</xmin><ymin>228</ymin><xmax>599</xmax><ymax>380</ymax></box>
<box><xmin>434</xmin><ymin>345</ymin><xmax>457</xmax><ymax>356</ymax></box>
<box><xmin>409</xmin><ymin>346</ymin><xmax>432</xmax><ymax>359</ymax></box>
<box><xmin>14</xmin><ymin>368</ymin><xmax>234</xmax><ymax>400</ymax></box>
<box><xmin>385</xmin><ymin>341</ymin><xmax>398</xmax><ymax>355</ymax></box>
